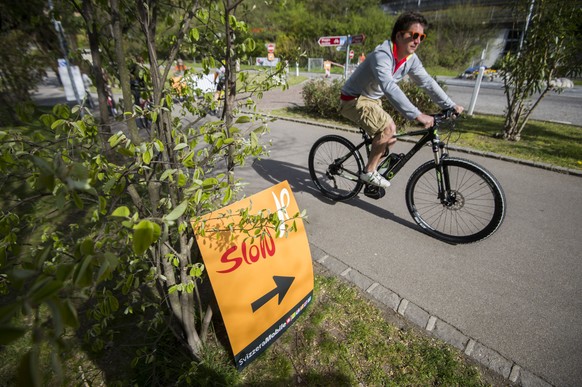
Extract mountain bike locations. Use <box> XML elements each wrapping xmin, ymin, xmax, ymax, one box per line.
<box><xmin>308</xmin><ymin>109</ymin><xmax>506</xmax><ymax>244</ymax></box>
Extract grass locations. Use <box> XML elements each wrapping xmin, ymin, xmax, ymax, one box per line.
<box><xmin>268</xmin><ymin>107</ymin><xmax>582</xmax><ymax>171</ymax></box>
<box><xmin>240</xmin><ymin>273</ymin><xmax>491</xmax><ymax>386</ymax></box>
<box><xmin>0</xmin><ymin>270</ymin><xmax>497</xmax><ymax>386</ymax></box>
<box><xmin>426</xmin><ymin>65</ymin><xmax>463</xmax><ymax>77</ymax></box>
<box><xmin>452</xmin><ymin>114</ymin><xmax>582</xmax><ymax>170</ymax></box>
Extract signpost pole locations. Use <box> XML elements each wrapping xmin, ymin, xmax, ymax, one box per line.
<box><xmin>344</xmin><ymin>35</ymin><xmax>351</xmax><ymax>80</ymax></box>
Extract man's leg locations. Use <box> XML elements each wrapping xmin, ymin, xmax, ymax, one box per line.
<box><xmin>365</xmin><ymin>121</ymin><xmax>396</xmax><ymax>173</ymax></box>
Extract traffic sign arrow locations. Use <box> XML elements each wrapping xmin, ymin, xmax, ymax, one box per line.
<box><xmin>318</xmin><ymin>36</ymin><xmax>346</xmax><ymax>47</ymax></box>
<box><xmin>350</xmin><ymin>34</ymin><xmax>366</xmax><ymax>45</ymax></box>
<box><xmin>251</xmin><ymin>276</ymin><xmax>295</xmax><ymax>312</ymax></box>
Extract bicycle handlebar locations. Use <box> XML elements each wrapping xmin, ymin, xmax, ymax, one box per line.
<box><xmin>433</xmin><ymin>108</ymin><xmax>460</xmax><ymax>122</ymax></box>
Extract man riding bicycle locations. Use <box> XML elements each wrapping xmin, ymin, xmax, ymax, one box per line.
<box><xmin>339</xmin><ymin>11</ymin><xmax>464</xmax><ymax>189</ymax></box>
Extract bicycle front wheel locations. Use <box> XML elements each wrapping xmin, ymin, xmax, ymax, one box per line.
<box><xmin>308</xmin><ymin>135</ymin><xmax>364</xmax><ymax>201</ymax></box>
<box><xmin>405</xmin><ymin>157</ymin><xmax>506</xmax><ymax>244</ymax></box>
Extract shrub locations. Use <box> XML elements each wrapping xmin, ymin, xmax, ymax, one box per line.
<box><xmin>381</xmin><ymin>78</ymin><xmax>443</xmax><ymax>129</ymax></box>
<box><xmin>301</xmin><ymin>77</ymin><xmax>444</xmax><ymax>129</ymax></box>
<box><xmin>301</xmin><ymin>78</ymin><xmax>343</xmax><ymax>118</ymax></box>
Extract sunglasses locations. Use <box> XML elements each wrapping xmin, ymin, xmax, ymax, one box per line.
<box><xmin>404</xmin><ymin>31</ymin><xmax>426</xmax><ymax>42</ymax></box>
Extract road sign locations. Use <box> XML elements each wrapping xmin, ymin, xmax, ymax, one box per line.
<box><xmin>349</xmin><ymin>50</ymin><xmax>354</xmax><ymax>59</ymax></box>
<box><xmin>194</xmin><ymin>181</ymin><xmax>314</xmax><ymax>370</ymax></box>
<box><xmin>318</xmin><ymin>35</ymin><xmax>346</xmax><ymax>46</ymax></box>
<box><xmin>350</xmin><ymin>33</ymin><xmax>366</xmax><ymax>45</ymax></box>
<box><xmin>266</xmin><ymin>43</ymin><xmax>275</xmax><ymax>53</ymax></box>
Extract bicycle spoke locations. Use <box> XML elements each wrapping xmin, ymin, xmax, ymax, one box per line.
<box><xmin>309</xmin><ymin>136</ymin><xmax>364</xmax><ymax>201</ymax></box>
<box><xmin>406</xmin><ymin>158</ymin><xmax>505</xmax><ymax>244</ymax></box>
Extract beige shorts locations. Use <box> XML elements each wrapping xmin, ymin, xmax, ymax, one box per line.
<box><xmin>339</xmin><ymin>95</ymin><xmax>393</xmax><ymax>137</ymax></box>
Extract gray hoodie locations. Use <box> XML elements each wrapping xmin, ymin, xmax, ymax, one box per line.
<box><xmin>341</xmin><ymin>40</ymin><xmax>455</xmax><ymax>120</ymax></box>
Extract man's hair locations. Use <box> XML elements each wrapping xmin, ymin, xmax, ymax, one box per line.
<box><xmin>391</xmin><ymin>12</ymin><xmax>428</xmax><ymax>41</ymax></box>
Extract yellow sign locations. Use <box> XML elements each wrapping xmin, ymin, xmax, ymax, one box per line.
<box><xmin>193</xmin><ymin>181</ymin><xmax>314</xmax><ymax>369</ymax></box>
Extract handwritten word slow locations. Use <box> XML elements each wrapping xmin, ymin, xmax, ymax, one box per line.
<box><xmin>217</xmin><ymin>230</ymin><xmax>276</xmax><ymax>274</ymax></box>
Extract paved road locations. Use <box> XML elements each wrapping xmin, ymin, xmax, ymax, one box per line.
<box><xmin>236</xmin><ymin>119</ymin><xmax>582</xmax><ymax>387</ymax></box>
<box><xmin>441</xmin><ymin>78</ymin><xmax>582</xmax><ymax>126</ymax></box>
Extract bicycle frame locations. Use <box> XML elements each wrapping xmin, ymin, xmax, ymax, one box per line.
<box><xmin>357</xmin><ymin>126</ymin><xmax>445</xmax><ymax>177</ymax></box>
<box><xmin>354</xmin><ymin>113</ymin><xmax>454</xmax><ymax>201</ymax></box>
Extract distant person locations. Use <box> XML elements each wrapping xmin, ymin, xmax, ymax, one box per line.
<box><xmin>358</xmin><ymin>52</ymin><xmax>366</xmax><ymax>65</ymax></box>
<box><xmin>211</xmin><ymin>65</ymin><xmax>226</xmax><ymax>115</ymax></box>
<box><xmin>339</xmin><ymin>11</ymin><xmax>464</xmax><ymax>189</ymax></box>
<box><xmin>175</xmin><ymin>58</ymin><xmax>187</xmax><ymax>73</ymax></box>
<box><xmin>323</xmin><ymin>60</ymin><xmax>331</xmax><ymax>78</ymax></box>
<box><xmin>82</xmin><ymin>73</ymin><xmax>94</xmax><ymax>108</ymax></box>
<box><xmin>130</xmin><ymin>62</ymin><xmax>145</xmax><ymax>106</ymax></box>
<box><xmin>102</xmin><ymin>69</ymin><xmax>118</xmax><ymax>117</ymax></box>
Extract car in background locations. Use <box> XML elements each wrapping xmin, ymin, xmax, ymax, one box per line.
<box><xmin>459</xmin><ymin>66</ymin><xmax>498</xmax><ymax>81</ymax></box>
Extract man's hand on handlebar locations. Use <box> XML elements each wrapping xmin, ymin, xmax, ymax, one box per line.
<box><xmin>416</xmin><ymin>113</ymin><xmax>434</xmax><ymax>128</ymax></box>
<box><xmin>453</xmin><ymin>105</ymin><xmax>464</xmax><ymax>117</ymax></box>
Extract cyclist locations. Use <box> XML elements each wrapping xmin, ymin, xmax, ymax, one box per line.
<box><xmin>339</xmin><ymin>11</ymin><xmax>464</xmax><ymax>189</ymax></box>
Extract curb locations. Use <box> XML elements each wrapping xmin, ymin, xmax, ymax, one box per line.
<box><xmin>310</xmin><ymin>243</ymin><xmax>555</xmax><ymax>387</ymax></box>
<box><xmin>250</xmin><ymin>112</ymin><xmax>582</xmax><ymax>178</ymax></box>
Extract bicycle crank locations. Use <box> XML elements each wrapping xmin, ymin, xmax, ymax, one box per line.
<box><xmin>364</xmin><ymin>185</ymin><xmax>386</xmax><ymax>199</ymax></box>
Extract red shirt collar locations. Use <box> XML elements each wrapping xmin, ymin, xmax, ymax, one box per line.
<box><xmin>392</xmin><ymin>41</ymin><xmax>409</xmax><ymax>74</ymax></box>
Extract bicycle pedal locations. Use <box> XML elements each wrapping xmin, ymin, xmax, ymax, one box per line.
<box><xmin>364</xmin><ymin>185</ymin><xmax>386</xmax><ymax>199</ymax></box>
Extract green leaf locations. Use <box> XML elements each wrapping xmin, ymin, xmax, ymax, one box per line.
<box><xmin>202</xmin><ymin>177</ymin><xmax>218</xmax><ymax>188</ymax></box>
<box><xmin>46</xmin><ymin>299</ymin><xmax>65</xmax><ymax>336</ymax></box>
<box><xmin>142</xmin><ymin>146</ymin><xmax>153</xmax><ymax>165</ymax></box>
<box><xmin>160</xmin><ymin>169</ymin><xmax>176</xmax><ymax>182</ymax></box>
<box><xmin>71</xmin><ymin>192</ymin><xmax>84</xmax><ymax>209</ymax></box>
<box><xmin>18</xmin><ymin>349</ymin><xmax>40</xmax><ymax>387</ymax></box>
<box><xmin>30</xmin><ymin>279</ymin><xmax>63</xmax><ymax>303</ymax></box>
<box><xmin>132</xmin><ymin>220</ymin><xmax>161</xmax><ymax>255</ymax></box>
<box><xmin>165</xmin><ymin>200</ymin><xmax>188</xmax><ymax>221</ymax></box>
<box><xmin>74</xmin><ymin>256</ymin><xmax>94</xmax><ymax>287</ymax></box>
<box><xmin>111</xmin><ymin>206</ymin><xmax>131</xmax><ymax>217</ymax></box>
<box><xmin>51</xmin><ymin>119</ymin><xmax>66</xmax><ymax>130</ymax></box>
<box><xmin>177</xmin><ymin>171</ymin><xmax>187</xmax><ymax>187</ymax></box>
<box><xmin>235</xmin><ymin>115</ymin><xmax>251</xmax><ymax>124</ymax></box>
<box><xmin>80</xmin><ymin>238</ymin><xmax>94</xmax><ymax>256</ymax></box>
<box><xmin>189</xmin><ymin>28</ymin><xmax>200</xmax><ymax>41</ymax></box>
<box><xmin>61</xmin><ymin>299</ymin><xmax>79</xmax><ymax>329</ymax></box>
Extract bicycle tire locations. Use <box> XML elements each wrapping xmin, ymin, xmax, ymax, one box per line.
<box><xmin>308</xmin><ymin>135</ymin><xmax>364</xmax><ymax>201</ymax></box>
<box><xmin>405</xmin><ymin>157</ymin><xmax>506</xmax><ymax>244</ymax></box>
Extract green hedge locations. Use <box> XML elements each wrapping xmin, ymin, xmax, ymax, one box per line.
<box><xmin>301</xmin><ymin>78</ymin><xmax>444</xmax><ymax>129</ymax></box>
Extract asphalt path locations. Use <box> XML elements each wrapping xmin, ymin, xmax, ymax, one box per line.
<box><xmin>235</xmin><ymin>119</ymin><xmax>582</xmax><ymax>387</ymax></box>
<box><xmin>440</xmin><ymin>78</ymin><xmax>582</xmax><ymax>126</ymax></box>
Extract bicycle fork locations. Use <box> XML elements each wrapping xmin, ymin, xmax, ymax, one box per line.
<box><xmin>431</xmin><ymin>137</ymin><xmax>453</xmax><ymax>205</ymax></box>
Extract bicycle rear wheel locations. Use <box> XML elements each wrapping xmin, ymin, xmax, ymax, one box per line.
<box><xmin>308</xmin><ymin>135</ymin><xmax>364</xmax><ymax>201</ymax></box>
<box><xmin>405</xmin><ymin>157</ymin><xmax>506</xmax><ymax>244</ymax></box>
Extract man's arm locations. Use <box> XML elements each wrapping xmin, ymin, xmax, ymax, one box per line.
<box><xmin>408</xmin><ymin>57</ymin><xmax>463</xmax><ymax>127</ymax></box>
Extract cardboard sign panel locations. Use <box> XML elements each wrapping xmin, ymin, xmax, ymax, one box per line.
<box><xmin>194</xmin><ymin>181</ymin><xmax>314</xmax><ymax>369</ymax></box>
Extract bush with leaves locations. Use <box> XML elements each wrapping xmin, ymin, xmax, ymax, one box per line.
<box><xmin>301</xmin><ymin>77</ymin><xmax>442</xmax><ymax>129</ymax></box>
<box><xmin>301</xmin><ymin>78</ymin><xmax>344</xmax><ymax>119</ymax></box>
<box><xmin>0</xmin><ymin>1</ymin><xmax>303</xmax><ymax>384</ymax></box>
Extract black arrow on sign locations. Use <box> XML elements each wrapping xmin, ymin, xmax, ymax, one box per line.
<box><xmin>251</xmin><ymin>276</ymin><xmax>295</xmax><ymax>313</ymax></box>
